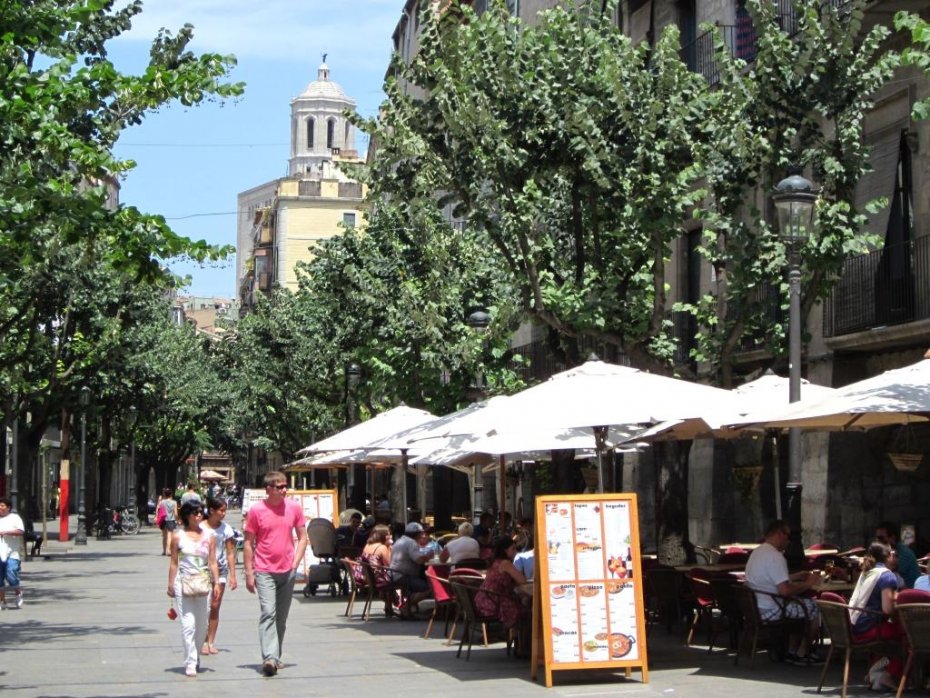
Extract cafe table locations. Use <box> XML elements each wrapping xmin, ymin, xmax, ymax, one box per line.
<box><xmin>815</xmin><ymin>579</ymin><xmax>857</xmax><ymax>597</ymax></box>
<box><xmin>673</xmin><ymin>563</ymin><xmax>746</xmax><ymax>574</ymax></box>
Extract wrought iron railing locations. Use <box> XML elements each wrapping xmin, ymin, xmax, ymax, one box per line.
<box><xmin>824</xmin><ymin>236</ymin><xmax>930</xmax><ymax>337</ymax></box>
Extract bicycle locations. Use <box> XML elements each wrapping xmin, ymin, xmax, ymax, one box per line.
<box><xmin>113</xmin><ymin>505</ymin><xmax>140</xmax><ymax>535</ymax></box>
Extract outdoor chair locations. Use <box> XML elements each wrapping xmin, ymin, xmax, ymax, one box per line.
<box><xmin>424</xmin><ymin>566</ymin><xmax>456</xmax><ymax>641</ymax></box>
<box><xmin>687</xmin><ymin>568</ymin><xmax>716</xmax><ymax>648</ymax></box>
<box><xmin>450</xmin><ymin>582</ymin><xmax>513</xmax><ymax>660</ymax></box>
<box><xmin>815</xmin><ymin>598</ymin><xmax>901</xmax><ymax>698</ymax></box>
<box><xmin>732</xmin><ymin>584</ymin><xmax>807</xmax><ymax>666</ymax></box>
<box><xmin>646</xmin><ymin>567</ymin><xmax>688</xmax><ymax>634</ymax></box>
<box><xmin>362</xmin><ymin>561</ymin><xmax>406</xmax><ymax>620</ymax></box>
<box><xmin>709</xmin><ymin>577</ymin><xmax>741</xmax><ymax>652</ymax></box>
<box><xmin>452</xmin><ymin>558</ymin><xmax>488</xmax><ymax>571</ymax></box>
<box><xmin>895</xmin><ymin>602</ymin><xmax>930</xmax><ymax>698</ymax></box>
<box><xmin>341</xmin><ymin>557</ymin><xmax>372</xmax><ymax>619</ymax></box>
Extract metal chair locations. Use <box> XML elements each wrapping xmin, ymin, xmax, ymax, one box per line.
<box><xmin>732</xmin><ymin>584</ymin><xmax>806</xmax><ymax>666</ymax></box>
<box><xmin>687</xmin><ymin>569</ymin><xmax>716</xmax><ymax>647</ymax></box>
<box><xmin>424</xmin><ymin>566</ymin><xmax>456</xmax><ymax>641</ymax></box>
<box><xmin>646</xmin><ymin>567</ymin><xmax>688</xmax><ymax>634</ymax></box>
<box><xmin>341</xmin><ymin>558</ymin><xmax>372</xmax><ymax>619</ymax></box>
<box><xmin>450</xmin><ymin>582</ymin><xmax>512</xmax><ymax>660</ymax></box>
<box><xmin>895</xmin><ymin>602</ymin><xmax>930</xmax><ymax>698</ymax></box>
<box><xmin>364</xmin><ymin>561</ymin><xmax>406</xmax><ymax>619</ymax></box>
<box><xmin>815</xmin><ymin>598</ymin><xmax>899</xmax><ymax>698</ymax></box>
<box><xmin>709</xmin><ymin>577</ymin><xmax>741</xmax><ymax>651</ymax></box>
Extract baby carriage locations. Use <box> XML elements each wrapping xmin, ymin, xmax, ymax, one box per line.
<box><xmin>303</xmin><ymin>518</ymin><xmax>342</xmax><ymax>597</ymax></box>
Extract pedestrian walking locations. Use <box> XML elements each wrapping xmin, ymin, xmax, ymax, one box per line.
<box><xmin>167</xmin><ymin>501</ymin><xmax>220</xmax><ymax>678</ymax></box>
<box><xmin>157</xmin><ymin>488</ymin><xmax>178</xmax><ymax>555</ymax></box>
<box><xmin>0</xmin><ymin>497</ymin><xmax>25</xmax><ymax>610</ymax></box>
<box><xmin>200</xmin><ymin>495</ymin><xmax>237</xmax><ymax>655</ymax></box>
<box><xmin>243</xmin><ymin>471</ymin><xmax>307</xmax><ymax>677</ymax></box>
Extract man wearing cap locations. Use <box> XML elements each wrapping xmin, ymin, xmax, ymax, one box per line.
<box><xmin>389</xmin><ymin>522</ymin><xmax>432</xmax><ymax>617</ymax></box>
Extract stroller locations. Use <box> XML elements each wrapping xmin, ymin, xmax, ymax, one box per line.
<box><xmin>303</xmin><ymin>518</ymin><xmax>342</xmax><ymax>597</ymax></box>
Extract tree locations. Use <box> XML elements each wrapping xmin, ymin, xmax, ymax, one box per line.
<box><xmin>685</xmin><ymin>0</ymin><xmax>897</xmax><ymax>384</ymax></box>
<box><xmin>358</xmin><ymin>1</ymin><xmax>716</xmax><ymax>373</ymax></box>
<box><xmin>0</xmin><ymin>0</ymin><xmax>242</xmax><ymax>518</ymax></box>
<box><xmin>896</xmin><ymin>11</ymin><xmax>930</xmax><ymax>120</ymax></box>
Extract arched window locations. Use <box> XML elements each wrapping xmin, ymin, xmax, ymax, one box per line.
<box><xmin>306</xmin><ymin>118</ymin><xmax>315</xmax><ymax>150</ymax></box>
<box><xmin>327</xmin><ymin>118</ymin><xmax>336</xmax><ymax>150</ymax></box>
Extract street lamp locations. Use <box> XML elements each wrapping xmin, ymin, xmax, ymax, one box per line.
<box><xmin>127</xmin><ymin>405</ymin><xmax>138</xmax><ymax>519</ymax></box>
<box><xmin>772</xmin><ymin>167</ymin><xmax>819</xmax><ymax>564</ymax></box>
<box><xmin>465</xmin><ymin>307</ymin><xmax>491</xmax><ymax>524</ymax></box>
<box><xmin>75</xmin><ymin>386</ymin><xmax>91</xmax><ymax>545</ymax></box>
<box><xmin>344</xmin><ymin>362</ymin><xmax>364</xmax><ymax>512</ymax></box>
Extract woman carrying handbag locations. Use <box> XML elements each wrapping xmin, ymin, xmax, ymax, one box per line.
<box><xmin>167</xmin><ymin>501</ymin><xmax>220</xmax><ymax>678</ymax></box>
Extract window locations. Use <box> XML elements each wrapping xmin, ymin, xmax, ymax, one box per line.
<box><xmin>327</xmin><ymin>118</ymin><xmax>336</xmax><ymax>150</ymax></box>
<box><xmin>306</xmin><ymin>118</ymin><xmax>314</xmax><ymax>150</ymax></box>
<box><xmin>343</xmin><ymin>212</ymin><xmax>356</xmax><ymax>228</ymax></box>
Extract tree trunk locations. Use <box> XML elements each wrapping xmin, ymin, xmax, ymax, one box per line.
<box><xmin>654</xmin><ymin>440</ymin><xmax>693</xmax><ymax>566</ymax></box>
<box><xmin>552</xmin><ymin>449</ymin><xmax>582</xmax><ymax>493</ymax></box>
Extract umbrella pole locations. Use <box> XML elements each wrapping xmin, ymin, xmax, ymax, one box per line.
<box><xmin>771</xmin><ymin>431</ymin><xmax>782</xmax><ymax>520</ymax></box>
<box><xmin>473</xmin><ymin>463</ymin><xmax>482</xmax><ymax>525</ymax></box>
<box><xmin>594</xmin><ymin>426</ymin><xmax>608</xmax><ymax>493</ymax></box>
<box><xmin>499</xmin><ymin>455</ymin><xmax>506</xmax><ymax>532</ymax></box>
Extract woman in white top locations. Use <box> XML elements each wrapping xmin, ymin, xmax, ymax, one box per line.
<box><xmin>168</xmin><ymin>501</ymin><xmax>220</xmax><ymax>677</ymax></box>
<box><xmin>200</xmin><ymin>496</ymin><xmax>238</xmax><ymax>656</ymax></box>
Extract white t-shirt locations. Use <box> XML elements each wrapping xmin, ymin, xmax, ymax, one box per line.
<box><xmin>444</xmin><ymin>535</ymin><xmax>480</xmax><ymax>564</ymax></box>
<box><xmin>0</xmin><ymin>512</ymin><xmax>25</xmax><ymax>562</ymax></box>
<box><xmin>744</xmin><ymin>541</ymin><xmax>789</xmax><ymax>614</ymax></box>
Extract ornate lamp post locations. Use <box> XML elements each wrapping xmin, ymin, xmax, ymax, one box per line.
<box><xmin>75</xmin><ymin>386</ymin><xmax>91</xmax><ymax>545</ymax></box>
<box><xmin>127</xmin><ymin>405</ymin><xmax>138</xmax><ymax>518</ymax></box>
<box><xmin>465</xmin><ymin>308</ymin><xmax>491</xmax><ymax>524</ymax></box>
<box><xmin>344</xmin><ymin>362</ymin><xmax>364</xmax><ymax>512</ymax></box>
<box><xmin>772</xmin><ymin>168</ymin><xmax>819</xmax><ymax>564</ymax></box>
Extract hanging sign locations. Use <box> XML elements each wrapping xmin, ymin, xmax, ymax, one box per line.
<box><xmin>532</xmin><ymin>493</ymin><xmax>648</xmax><ymax>688</ymax></box>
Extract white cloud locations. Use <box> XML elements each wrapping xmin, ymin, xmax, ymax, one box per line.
<box><xmin>120</xmin><ymin>0</ymin><xmax>401</xmax><ymax>72</ymax></box>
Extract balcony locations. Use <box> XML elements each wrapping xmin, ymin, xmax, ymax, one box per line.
<box><xmin>679</xmin><ymin>0</ymin><xmax>853</xmax><ymax>86</ymax></box>
<box><xmin>824</xmin><ymin>236</ymin><xmax>930</xmax><ymax>338</ymax></box>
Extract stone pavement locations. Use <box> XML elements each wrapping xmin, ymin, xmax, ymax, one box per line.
<box><xmin>1</xmin><ymin>513</ymin><xmax>880</xmax><ymax>698</ymax></box>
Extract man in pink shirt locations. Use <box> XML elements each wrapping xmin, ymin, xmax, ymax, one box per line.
<box><xmin>243</xmin><ymin>471</ymin><xmax>308</xmax><ymax>677</ymax></box>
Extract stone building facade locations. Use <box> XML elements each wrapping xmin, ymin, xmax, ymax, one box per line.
<box><xmin>236</xmin><ymin>61</ymin><xmax>367</xmax><ymax>308</ymax></box>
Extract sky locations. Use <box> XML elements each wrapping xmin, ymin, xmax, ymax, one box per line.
<box><xmin>109</xmin><ymin>0</ymin><xmax>402</xmax><ymax>299</ymax></box>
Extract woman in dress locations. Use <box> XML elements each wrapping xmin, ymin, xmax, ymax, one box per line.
<box><xmin>167</xmin><ymin>501</ymin><xmax>220</xmax><ymax>677</ymax></box>
<box><xmin>158</xmin><ymin>488</ymin><xmax>178</xmax><ymax>555</ymax></box>
<box><xmin>848</xmin><ymin>541</ymin><xmax>904</xmax><ymax>691</ymax></box>
<box><xmin>200</xmin><ymin>496</ymin><xmax>237</xmax><ymax>656</ymax></box>
<box><xmin>475</xmin><ymin>536</ymin><xmax>527</xmax><ymax>632</ymax></box>
<box><xmin>360</xmin><ymin>525</ymin><xmax>394</xmax><ymax>615</ymax></box>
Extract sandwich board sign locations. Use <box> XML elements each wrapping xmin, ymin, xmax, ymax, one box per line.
<box><xmin>532</xmin><ymin>493</ymin><xmax>648</xmax><ymax>688</ymax></box>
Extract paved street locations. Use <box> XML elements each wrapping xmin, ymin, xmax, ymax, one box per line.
<box><xmin>2</xmin><ymin>514</ymin><xmax>878</xmax><ymax>698</ymax></box>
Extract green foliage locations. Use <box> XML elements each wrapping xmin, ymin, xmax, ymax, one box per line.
<box><xmin>358</xmin><ymin>0</ymin><xmax>715</xmax><ymax>372</ymax></box>
<box><xmin>0</xmin><ymin>0</ymin><xmax>242</xmax><ymax>501</ymax></box>
<box><xmin>692</xmin><ymin>0</ymin><xmax>896</xmax><ymax>381</ymax></box>
<box><xmin>896</xmin><ymin>12</ymin><xmax>930</xmax><ymax>120</ymax></box>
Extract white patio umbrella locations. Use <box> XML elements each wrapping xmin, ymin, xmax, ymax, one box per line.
<box><xmin>294</xmin><ymin>405</ymin><xmax>436</xmax><ymax>518</ymax></box>
<box><xmin>632</xmin><ymin>371</ymin><xmax>838</xmax><ymax>442</ymax></box>
<box><xmin>296</xmin><ymin>405</ymin><xmax>436</xmax><ymax>454</ymax></box>
<box><xmin>732</xmin><ymin>356</ymin><xmax>930</xmax><ymax>431</ymax></box>
<box><xmin>503</xmin><ymin>359</ymin><xmax>740</xmax><ymax>490</ymax></box>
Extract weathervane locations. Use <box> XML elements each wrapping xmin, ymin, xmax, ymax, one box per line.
<box><xmin>322</xmin><ymin>52</ymin><xmax>327</xmax><ymax>64</ymax></box>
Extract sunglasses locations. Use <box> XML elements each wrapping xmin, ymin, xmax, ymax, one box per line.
<box><xmin>270</xmin><ymin>484</ymin><xmax>288</xmax><ymax>490</ymax></box>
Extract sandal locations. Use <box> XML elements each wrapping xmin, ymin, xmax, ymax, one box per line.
<box><xmin>201</xmin><ymin>643</ymin><xmax>215</xmax><ymax>655</ymax></box>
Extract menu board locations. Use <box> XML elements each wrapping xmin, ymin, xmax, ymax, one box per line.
<box><xmin>242</xmin><ymin>489</ymin><xmax>339</xmax><ymax>579</ymax></box>
<box><xmin>532</xmin><ymin>494</ymin><xmax>648</xmax><ymax>688</ymax></box>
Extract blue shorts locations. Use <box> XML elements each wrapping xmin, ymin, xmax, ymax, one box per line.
<box><xmin>1</xmin><ymin>557</ymin><xmax>21</xmax><ymax>588</ymax></box>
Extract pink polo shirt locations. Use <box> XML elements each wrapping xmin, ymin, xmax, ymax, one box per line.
<box><xmin>244</xmin><ymin>498</ymin><xmax>306</xmax><ymax>574</ymax></box>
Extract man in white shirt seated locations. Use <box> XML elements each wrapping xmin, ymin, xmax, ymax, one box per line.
<box><xmin>439</xmin><ymin>522</ymin><xmax>481</xmax><ymax>564</ymax></box>
<box><xmin>744</xmin><ymin>519</ymin><xmax>823</xmax><ymax>666</ymax></box>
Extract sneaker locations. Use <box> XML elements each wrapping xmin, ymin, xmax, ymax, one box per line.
<box><xmin>14</xmin><ymin>594</ymin><xmax>22</xmax><ymax>609</ymax></box>
<box><xmin>275</xmin><ymin>660</ymin><xmax>285</xmax><ymax>670</ymax></box>
<box><xmin>785</xmin><ymin>652</ymin><xmax>817</xmax><ymax>666</ymax></box>
<box><xmin>261</xmin><ymin>660</ymin><xmax>277</xmax><ymax>677</ymax></box>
